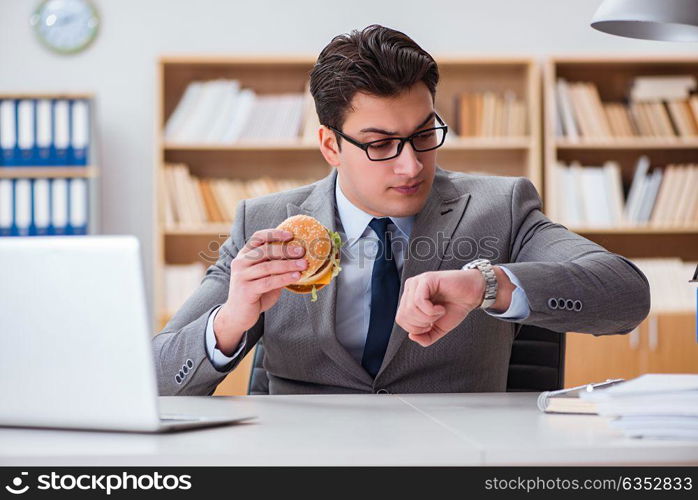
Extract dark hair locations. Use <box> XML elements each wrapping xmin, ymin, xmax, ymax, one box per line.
<box><xmin>309</xmin><ymin>24</ymin><xmax>439</xmax><ymax>141</ymax></box>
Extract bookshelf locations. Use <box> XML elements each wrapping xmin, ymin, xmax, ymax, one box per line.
<box><xmin>543</xmin><ymin>56</ymin><xmax>698</xmax><ymax>386</ymax></box>
<box><xmin>155</xmin><ymin>55</ymin><xmax>541</xmax><ymax>395</ymax></box>
<box><xmin>0</xmin><ymin>93</ymin><xmax>99</xmax><ymax>236</ymax></box>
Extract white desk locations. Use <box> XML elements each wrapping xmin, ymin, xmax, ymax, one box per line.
<box><xmin>1</xmin><ymin>393</ymin><xmax>696</xmax><ymax>466</ymax></box>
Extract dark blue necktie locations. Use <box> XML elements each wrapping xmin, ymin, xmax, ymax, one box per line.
<box><xmin>361</xmin><ymin>217</ymin><xmax>401</xmax><ymax>378</ymax></box>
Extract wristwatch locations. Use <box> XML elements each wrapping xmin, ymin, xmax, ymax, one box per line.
<box><xmin>463</xmin><ymin>258</ymin><xmax>497</xmax><ymax>309</ymax></box>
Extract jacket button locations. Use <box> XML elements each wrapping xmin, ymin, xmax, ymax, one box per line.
<box><xmin>547</xmin><ymin>298</ymin><xmax>558</xmax><ymax>310</ymax></box>
<box><xmin>375</xmin><ymin>388</ymin><xmax>390</xmax><ymax>394</ymax></box>
<box><xmin>182</xmin><ymin>365</ymin><xmax>189</xmax><ymax>375</ymax></box>
<box><xmin>186</xmin><ymin>359</ymin><xmax>194</xmax><ymax>369</ymax></box>
<box><xmin>565</xmin><ymin>299</ymin><xmax>575</xmax><ymax>311</ymax></box>
<box><xmin>574</xmin><ymin>300</ymin><xmax>583</xmax><ymax>312</ymax></box>
<box><xmin>175</xmin><ymin>374</ymin><xmax>182</xmax><ymax>384</ymax></box>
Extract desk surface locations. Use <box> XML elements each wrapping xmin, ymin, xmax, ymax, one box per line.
<box><xmin>1</xmin><ymin>393</ymin><xmax>697</xmax><ymax>466</ymax></box>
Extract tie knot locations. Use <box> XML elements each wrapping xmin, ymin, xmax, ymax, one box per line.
<box><xmin>368</xmin><ymin>217</ymin><xmax>391</xmax><ymax>238</ymax></box>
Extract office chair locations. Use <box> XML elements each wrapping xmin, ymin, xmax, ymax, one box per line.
<box><xmin>248</xmin><ymin>324</ymin><xmax>565</xmax><ymax>395</ymax></box>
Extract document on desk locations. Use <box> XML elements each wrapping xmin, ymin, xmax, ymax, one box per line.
<box><xmin>580</xmin><ymin>373</ymin><xmax>698</xmax><ymax>440</ymax></box>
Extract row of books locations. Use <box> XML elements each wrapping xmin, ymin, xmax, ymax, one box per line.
<box><xmin>0</xmin><ymin>177</ymin><xmax>89</xmax><ymax>236</ymax></box>
<box><xmin>456</xmin><ymin>90</ymin><xmax>527</xmax><ymax>137</ymax></box>
<box><xmin>162</xmin><ymin>163</ymin><xmax>315</xmax><ymax>227</ymax></box>
<box><xmin>555</xmin><ymin>77</ymin><xmax>698</xmax><ymax>140</ymax></box>
<box><xmin>164</xmin><ymin>80</ymin><xmax>320</xmax><ymax>144</ymax></box>
<box><xmin>550</xmin><ymin>158</ymin><xmax>698</xmax><ymax>227</ymax></box>
<box><xmin>164</xmin><ymin>262</ymin><xmax>206</xmax><ymax>317</ymax></box>
<box><xmin>631</xmin><ymin>258</ymin><xmax>697</xmax><ymax>313</ymax></box>
<box><xmin>0</xmin><ymin>98</ymin><xmax>91</xmax><ymax>166</ymax></box>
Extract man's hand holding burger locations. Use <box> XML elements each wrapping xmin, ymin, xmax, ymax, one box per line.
<box><xmin>395</xmin><ymin>267</ymin><xmax>515</xmax><ymax>348</ymax></box>
<box><xmin>213</xmin><ymin>215</ymin><xmax>342</xmax><ymax>356</ymax></box>
<box><xmin>213</xmin><ymin>228</ymin><xmax>306</xmax><ymax>355</ymax></box>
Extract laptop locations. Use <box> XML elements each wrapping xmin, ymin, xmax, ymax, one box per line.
<box><xmin>0</xmin><ymin>235</ymin><xmax>254</xmax><ymax>433</ymax></box>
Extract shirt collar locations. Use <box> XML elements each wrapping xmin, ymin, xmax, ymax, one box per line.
<box><xmin>334</xmin><ymin>176</ymin><xmax>414</xmax><ymax>247</ymax></box>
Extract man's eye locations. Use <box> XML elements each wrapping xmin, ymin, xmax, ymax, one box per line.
<box><xmin>368</xmin><ymin>141</ymin><xmax>394</xmax><ymax>150</ymax></box>
<box><xmin>416</xmin><ymin>131</ymin><xmax>435</xmax><ymax>139</ymax></box>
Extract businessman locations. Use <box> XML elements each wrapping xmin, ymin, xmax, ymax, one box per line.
<box><xmin>153</xmin><ymin>25</ymin><xmax>650</xmax><ymax>395</ymax></box>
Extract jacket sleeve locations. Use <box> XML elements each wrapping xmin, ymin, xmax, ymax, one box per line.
<box><xmin>152</xmin><ymin>199</ymin><xmax>264</xmax><ymax>395</ymax></box>
<box><xmin>502</xmin><ymin>177</ymin><xmax>651</xmax><ymax>335</ymax></box>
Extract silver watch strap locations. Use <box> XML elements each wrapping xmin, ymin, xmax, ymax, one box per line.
<box><xmin>464</xmin><ymin>258</ymin><xmax>497</xmax><ymax>309</ymax></box>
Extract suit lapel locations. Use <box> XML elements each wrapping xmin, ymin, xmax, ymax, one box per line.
<box><xmin>376</xmin><ymin>167</ymin><xmax>472</xmax><ymax>379</ymax></box>
<box><xmin>286</xmin><ymin>169</ymin><xmax>374</xmax><ymax>387</ymax></box>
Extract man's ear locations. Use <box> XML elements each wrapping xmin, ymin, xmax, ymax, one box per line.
<box><xmin>318</xmin><ymin>125</ymin><xmax>341</xmax><ymax>168</ymax></box>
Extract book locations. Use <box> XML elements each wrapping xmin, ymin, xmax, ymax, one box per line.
<box><xmin>162</xmin><ymin>163</ymin><xmax>316</xmax><ymax>227</ymax></box>
<box><xmin>456</xmin><ymin>90</ymin><xmax>527</xmax><ymax>137</ymax></box>
<box><xmin>631</xmin><ymin>75</ymin><xmax>697</xmax><ymax>102</ymax></box>
<box><xmin>553</xmin><ymin>159</ymin><xmax>698</xmax><ymax>228</ymax></box>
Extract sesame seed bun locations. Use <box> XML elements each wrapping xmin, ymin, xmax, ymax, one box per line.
<box><xmin>275</xmin><ymin>215</ymin><xmax>331</xmax><ymax>284</ymax></box>
<box><xmin>274</xmin><ymin>214</ymin><xmax>341</xmax><ymax>296</ymax></box>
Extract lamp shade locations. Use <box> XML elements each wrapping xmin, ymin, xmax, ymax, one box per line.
<box><xmin>591</xmin><ymin>0</ymin><xmax>698</xmax><ymax>42</ymax></box>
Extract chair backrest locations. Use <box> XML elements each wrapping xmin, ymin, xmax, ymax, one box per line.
<box><xmin>506</xmin><ymin>324</ymin><xmax>565</xmax><ymax>392</ymax></box>
<box><xmin>248</xmin><ymin>324</ymin><xmax>565</xmax><ymax>394</ymax></box>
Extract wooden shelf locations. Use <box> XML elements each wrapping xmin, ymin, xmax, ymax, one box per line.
<box><xmin>546</xmin><ymin>57</ymin><xmax>698</xmax><ymax>389</ymax></box>
<box><xmin>0</xmin><ymin>166</ymin><xmax>98</xmax><ymax>178</ymax></box>
<box><xmin>556</xmin><ymin>138</ymin><xmax>698</xmax><ymax>149</ymax></box>
<box><xmin>0</xmin><ymin>92</ymin><xmax>95</xmax><ymax>100</ymax></box>
<box><xmin>565</xmin><ymin>312</ymin><xmax>698</xmax><ymax>388</ymax></box>
<box><xmin>543</xmin><ymin>55</ymin><xmax>698</xmax><ymax>261</ymax></box>
<box><xmin>163</xmin><ymin>224</ymin><xmax>232</xmax><ymax>236</ymax></box>
<box><xmin>163</xmin><ymin>141</ymin><xmax>318</xmax><ymax>151</ymax></box>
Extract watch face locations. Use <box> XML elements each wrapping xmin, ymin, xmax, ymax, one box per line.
<box><xmin>30</xmin><ymin>0</ymin><xmax>100</xmax><ymax>54</ymax></box>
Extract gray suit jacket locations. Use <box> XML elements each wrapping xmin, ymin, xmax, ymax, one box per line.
<box><xmin>153</xmin><ymin>167</ymin><xmax>650</xmax><ymax>395</ymax></box>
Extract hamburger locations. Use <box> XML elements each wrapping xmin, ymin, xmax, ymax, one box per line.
<box><xmin>275</xmin><ymin>214</ymin><xmax>342</xmax><ymax>302</ymax></box>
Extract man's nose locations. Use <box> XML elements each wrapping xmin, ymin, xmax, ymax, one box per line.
<box><xmin>392</xmin><ymin>141</ymin><xmax>423</xmax><ymax>178</ymax></box>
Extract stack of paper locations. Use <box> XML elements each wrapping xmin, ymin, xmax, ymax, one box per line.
<box><xmin>581</xmin><ymin>374</ymin><xmax>698</xmax><ymax>440</ymax></box>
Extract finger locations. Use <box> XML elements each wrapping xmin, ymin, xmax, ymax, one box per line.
<box><xmin>396</xmin><ymin>279</ymin><xmax>424</xmax><ymax>330</ymax></box>
<box><xmin>402</xmin><ymin>279</ymin><xmax>440</xmax><ymax>329</ymax></box>
<box><xmin>414</xmin><ymin>278</ymin><xmax>446</xmax><ymax>318</ymax></box>
<box><xmin>408</xmin><ymin>323</ymin><xmax>447</xmax><ymax>347</ymax></box>
<box><xmin>247</xmin><ymin>271</ymin><xmax>302</xmax><ymax>295</ymax></box>
<box><xmin>241</xmin><ymin>258</ymin><xmax>308</xmax><ymax>281</ymax></box>
<box><xmin>240</xmin><ymin>229</ymin><xmax>294</xmax><ymax>255</ymax></box>
<box><xmin>240</xmin><ymin>240</ymin><xmax>306</xmax><ymax>266</ymax></box>
<box><xmin>408</xmin><ymin>331</ymin><xmax>434</xmax><ymax>347</ymax></box>
<box><xmin>406</xmin><ymin>323</ymin><xmax>434</xmax><ymax>335</ymax></box>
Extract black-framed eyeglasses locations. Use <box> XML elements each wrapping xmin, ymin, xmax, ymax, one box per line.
<box><xmin>328</xmin><ymin>112</ymin><xmax>448</xmax><ymax>161</ymax></box>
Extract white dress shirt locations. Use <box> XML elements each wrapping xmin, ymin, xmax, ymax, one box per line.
<box><xmin>205</xmin><ymin>178</ymin><xmax>531</xmax><ymax>369</ymax></box>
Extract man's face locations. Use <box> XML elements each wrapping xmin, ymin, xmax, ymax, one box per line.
<box><xmin>319</xmin><ymin>82</ymin><xmax>438</xmax><ymax>218</ymax></box>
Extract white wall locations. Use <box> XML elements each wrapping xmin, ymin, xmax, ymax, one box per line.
<box><xmin>1</xmin><ymin>0</ymin><xmax>696</xmax><ymax>321</ymax></box>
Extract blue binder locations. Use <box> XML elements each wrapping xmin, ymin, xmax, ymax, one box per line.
<box><xmin>35</xmin><ymin>99</ymin><xmax>53</xmax><ymax>167</ymax></box>
<box><xmin>0</xmin><ymin>178</ymin><xmax>12</xmax><ymax>236</ymax></box>
<box><xmin>0</xmin><ymin>99</ymin><xmax>18</xmax><ymax>166</ymax></box>
<box><xmin>17</xmin><ymin>99</ymin><xmax>35</xmax><ymax>167</ymax></box>
<box><xmin>53</xmin><ymin>100</ymin><xmax>71</xmax><ymax>167</ymax></box>
<box><xmin>70</xmin><ymin>100</ymin><xmax>89</xmax><ymax>166</ymax></box>
<box><xmin>66</xmin><ymin>178</ymin><xmax>88</xmax><ymax>235</ymax></box>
